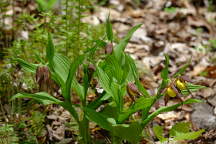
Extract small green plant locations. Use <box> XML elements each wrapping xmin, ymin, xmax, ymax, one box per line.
<box><xmin>12</xmin><ymin>17</ymin><xmax>204</xmax><ymax>143</ymax></box>
<box><xmin>29</xmin><ymin>111</ymin><xmax>46</xmax><ymax>142</ymax></box>
<box><xmin>0</xmin><ymin>124</ymin><xmax>18</xmax><ymax>144</ymax></box>
<box><xmin>153</xmin><ymin>122</ymin><xmax>204</xmax><ymax>143</ymax></box>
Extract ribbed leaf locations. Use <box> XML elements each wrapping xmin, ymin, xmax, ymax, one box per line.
<box><xmin>112</xmin><ymin>122</ymin><xmax>142</xmax><ymax>143</ymax></box>
<box><xmin>72</xmin><ymin>79</ymin><xmax>85</xmax><ymax>102</ymax></box>
<box><xmin>161</xmin><ymin>54</ymin><xmax>169</xmax><ymax>80</ymax></box>
<box><xmin>36</xmin><ymin>0</ymin><xmax>47</xmax><ymax>11</ymax></box>
<box><xmin>36</xmin><ymin>0</ymin><xmax>57</xmax><ymax>11</ymax></box>
<box><xmin>15</xmin><ymin>58</ymin><xmax>38</xmax><ymax>73</ymax></box>
<box><xmin>170</xmin><ymin>122</ymin><xmax>190</xmax><ymax>136</ymax></box>
<box><xmin>46</xmin><ymin>33</ymin><xmax>55</xmax><ymax>70</ymax></box>
<box><xmin>142</xmin><ymin>98</ymin><xmax>202</xmax><ymax>127</ymax></box>
<box><xmin>87</xmin><ymin>93</ymin><xmax>111</xmax><ymax>109</ymax></box>
<box><xmin>53</xmin><ymin>54</ymin><xmax>71</xmax><ymax>83</ymax></box>
<box><xmin>170</xmin><ymin>122</ymin><xmax>204</xmax><ymax>141</ymax></box>
<box><xmin>126</xmin><ymin>55</ymin><xmax>149</xmax><ymax>97</ymax></box>
<box><xmin>11</xmin><ymin>92</ymin><xmax>62</xmax><ymax>105</ymax></box>
<box><xmin>173</xmin><ymin>130</ymin><xmax>204</xmax><ymax>141</ymax></box>
<box><xmin>84</xmin><ymin>107</ymin><xmax>112</xmax><ymax>131</ymax></box>
<box><xmin>106</xmin><ymin>14</ymin><xmax>113</xmax><ymax>42</ymax></box>
<box><xmin>97</xmin><ymin>67</ymin><xmax>112</xmax><ymax>95</ymax></box>
<box><xmin>181</xmin><ymin>83</ymin><xmax>206</xmax><ymax>95</ymax></box>
<box><xmin>63</xmin><ymin>55</ymin><xmax>85</xmax><ymax>102</ymax></box>
<box><xmin>118</xmin><ymin>97</ymin><xmax>154</xmax><ymax>123</ymax></box>
<box><xmin>114</xmin><ymin>24</ymin><xmax>142</xmax><ymax>60</ymax></box>
<box><xmin>105</xmin><ymin>55</ymin><xmax>123</xmax><ymax>83</ymax></box>
<box><xmin>183</xmin><ymin>98</ymin><xmax>202</xmax><ymax>104</ymax></box>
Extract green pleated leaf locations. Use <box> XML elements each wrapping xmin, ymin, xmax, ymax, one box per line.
<box><xmin>161</xmin><ymin>54</ymin><xmax>169</xmax><ymax>80</ymax></box>
<box><xmin>63</xmin><ymin>55</ymin><xmax>85</xmax><ymax>102</ymax></box>
<box><xmin>46</xmin><ymin>33</ymin><xmax>55</xmax><ymax>70</ymax></box>
<box><xmin>97</xmin><ymin>67</ymin><xmax>112</xmax><ymax>95</ymax></box>
<box><xmin>36</xmin><ymin>0</ymin><xmax>47</xmax><ymax>11</ymax></box>
<box><xmin>181</xmin><ymin>83</ymin><xmax>206</xmax><ymax>95</ymax></box>
<box><xmin>36</xmin><ymin>0</ymin><xmax>57</xmax><ymax>11</ymax></box>
<box><xmin>105</xmin><ymin>55</ymin><xmax>123</xmax><ymax>83</ymax></box>
<box><xmin>142</xmin><ymin>98</ymin><xmax>201</xmax><ymax>127</ymax></box>
<box><xmin>53</xmin><ymin>54</ymin><xmax>71</xmax><ymax>83</ymax></box>
<box><xmin>173</xmin><ymin>130</ymin><xmax>204</xmax><ymax>141</ymax></box>
<box><xmin>170</xmin><ymin>122</ymin><xmax>204</xmax><ymax>141</ymax></box>
<box><xmin>106</xmin><ymin>14</ymin><xmax>113</xmax><ymax>42</ymax></box>
<box><xmin>87</xmin><ymin>93</ymin><xmax>111</xmax><ymax>109</ymax></box>
<box><xmin>15</xmin><ymin>58</ymin><xmax>38</xmax><ymax>73</ymax></box>
<box><xmin>11</xmin><ymin>92</ymin><xmax>62</xmax><ymax>105</ymax></box>
<box><xmin>170</xmin><ymin>122</ymin><xmax>190</xmax><ymax>137</ymax></box>
<box><xmin>183</xmin><ymin>98</ymin><xmax>203</xmax><ymax>104</ymax></box>
<box><xmin>84</xmin><ymin>107</ymin><xmax>112</xmax><ymax>131</ymax></box>
<box><xmin>72</xmin><ymin>78</ymin><xmax>85</xmax><ymax>102</ymax></box>
<box><xmin>118</xmin><ymin>97</ymin><xmax>154</xmax><ymax>123</ymax></box>
<box><xmin>126</xmin><ymin>54</ymin><xmax>150</xmax><ymax>97</ymax></box>
<box><xmin>112</xmin><ymin>122</ymin><xmax>142</xmax><ymax>144</ymax></box>
<box><xmin>114</xmin><ymin>24</ymin><xmax>142</xmax><ymax>60</ymax></box>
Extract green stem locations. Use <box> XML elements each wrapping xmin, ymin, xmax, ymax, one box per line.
<box><xmin>142</xmin><ymin>87</ymin><xmax>165</xmax><ymax>121</ymax></box>
<box><xmin>65</xmin><ymin>0</ymin><xmax>69</xmax><ymax>56</ymax></box>
<box><xmin>141</xmin><ymin>102</ymin><xmax>182</xmax><ymax>127</ymax></box>
<box><xmin>77</xmin><ymin>0</ymin><xmax>81</xmax><ymax>56</ymax></box>
<box><xmin>79</xmin><ymin>117</ymin><xmax>91</xmax><ymax>144</ymax></box>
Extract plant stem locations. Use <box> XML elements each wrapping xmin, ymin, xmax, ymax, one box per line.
<box><xmin>77</xmin><ymin>0</ymin><xmax>81</xmax><ymax>55</ymax></box>
<box><xmin>80</xmin><ymin>117</ymin><xmax>91</xmax><ymax>144</ymax></box>
<box><xmin>65</xmin><ymin>0</ymin><xmax>69</xmax><ymax>56</ymax></box>
<box><xmin>141</xmin><ymin>102</ymin><xmax>182</xmax><ymax>127</ymax></box>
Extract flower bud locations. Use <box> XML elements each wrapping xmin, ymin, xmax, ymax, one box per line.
<box><xmin>105</xmin><ymin>43</ymin><xmax>113</xmax><ymax>54</ymax></box>
<box><xmin>127</xmin><ymin>82</ymin><xmax>140</xmax><ymax>101</ymax></box>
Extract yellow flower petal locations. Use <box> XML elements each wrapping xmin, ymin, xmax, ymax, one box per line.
<box><xmin>176</xmin><ymin>79</ymin><xmax>186</xmax><ymax>90</ymax></box>
<box><xmin>167</xmin><ymin>87</ymin><xmax>177</xmax><ymax>97</ymax></box>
